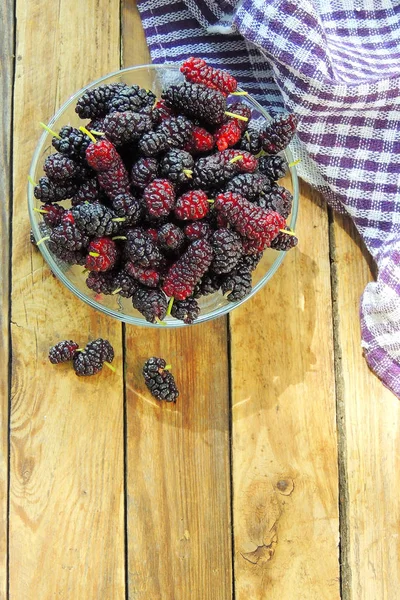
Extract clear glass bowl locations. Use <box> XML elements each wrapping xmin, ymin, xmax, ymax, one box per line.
<box><xmin>28</xmin><ymin>64</ymin><xmax>299</xmax><ymax>328</ymax></box>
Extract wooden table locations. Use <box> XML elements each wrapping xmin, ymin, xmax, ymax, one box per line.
<box><xmin>1</xmin><ymin>1</ymin><xmax>399</xmax><ymax>598</ymax></box>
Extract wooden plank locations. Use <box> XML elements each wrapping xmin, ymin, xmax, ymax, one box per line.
<box><xmin>0</xmin><ymin>0</ymin><xmax>14</xmax><ymax>596</ymax></box>
<box><xmin>121</xmin><ymin>3</ymin><xmax>233</xmax><ymax>598</ymax></box>
<box><xmin>9</xmin><ymin>1</ymin><xmax>125</xmax><ymax>598</ymax></box>
<box><xmin>230</xmin><ymin>181</ymin><xmax>340</xmax><ymax>599</ymax></box>
<box><xmin>331</xmin><ymin>213</ymin><xmax>400</xmax><ymax>600</ymax></box>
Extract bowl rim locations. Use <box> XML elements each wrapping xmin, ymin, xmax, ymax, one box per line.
<box><xmin>28</xmin><ymin>63</ymin><xmax>299</xmax><ymax>328</ymax></box>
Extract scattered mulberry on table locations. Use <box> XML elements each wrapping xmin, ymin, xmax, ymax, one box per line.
<box><xmin>142</xmin><ymin>357</ymin><xmax>179</xmax><ymax>401</ymax></box>
<box><xmin>49</xmin><ymin>340</ymin><xmax>79</xmax><ymax>364</ymax></box>
<box><xmin>73</xmin><ymin>338</ymin><xmax>115</xmax><ymax>376</ymax></box>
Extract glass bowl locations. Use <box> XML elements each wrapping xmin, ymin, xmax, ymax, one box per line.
<box><xmin>28</xmin><ymin>64</ymin><xmax>299</xmax><ymax>328</ymax></box>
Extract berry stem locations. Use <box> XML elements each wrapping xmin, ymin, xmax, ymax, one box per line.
<box><xmin>112</xmin><ymin>236</ymin><xmax>127</xmax><ymax>241</ymax></box>
<box><xmin>33</xmin><ymin>207</ymin><xmax>48</xmax><ymax>214</ymax></box>
<box><xmin>279</xmin><ymin>228</ymin><xmax>297</xmax><ymax>237</ymax></box>
<box><xmin>229</xmin><ymin>155</ymin><xmax>243</xmax><ymax>164</ymax></box>
<box><xmin>90</xmin><ymin>130</ymin><xmax>105</xmax><ymax>136</ymax></box>
<box><xmin>164</xmin><ymin>364</ymin><xmax>172</xmax><ymax>370</ymax></box>
<box><xmin>104</xmin><ymin>361</ymin><xmax>116</xmax><ymax>373</ymax></box>
<box><xmin>207</xmin><ymin>199</ymin><xmax>215</xmax><ymax>204</ymax></box>
<box><xmin>76</xmin><ymin>348</ymin><xmax>84</xmax><ymax>352</ymax></box>
<box><xmin>28</xmin><ymin>175</ymin><xmax>38</xmax><ymax>186</ymax></box>
<box><xmin>224</xmin><ymin>111</ymin><xmax>248</xmax><ymax>122</ymax></box>
<box><xmin>82</xmin><ymin>268</ymin><xmax>90</xmax><ymax>274</ymax></box>
<box><xmin>230</xmin><ymin>91</ymin><xmax>248</xmax><ymax>96</ymax></box>
<box><xmin>112</xmin><ymin>287</ymin><xmax>122</xmax><ymax>295</ymax></box>
<box><xmin>182</xmin><ymin>169</ymin><xmax>193</xmax><ymax>178</ymax></box>
<box><xmin>79</xmin><ymin>126</ymin><xmax>97</xmax><ymax>144</ymax></box>
<box><xmin>155</xmin><ymin>317</ymin><xmax>167</xmax><ymax>326</ymax></box>
<box><xmin>112</xmin><ymin>217</ymin><xmax>126</xmax><ymax>222</ymax></box>
<box><xmin>89</xmin><ymin>251</ymin><xmax>100</xmax><ymax>257</ymax></box>
<box><xmin>288</xmin><ymin>158</ymin><xmax>301</xmax><ymax>168</ymax></box>
<box><xmin>244</xmin><ymin>131</ymin><xmax>251</xmax><ymax>141</ymax></box>
<box><xmin>36</xmin><ymin>235</ymin><xmax>50</xmax><ymax>246</ymax></box>
<box><xmin>40</xmin><ymin>122</ymin><xmax>61</xmax><ymax>139</ymax></box>
<box><xmin>166</xmin><ymin>296</ymin><xmax>174</xmax><ymax>316</ymax></box>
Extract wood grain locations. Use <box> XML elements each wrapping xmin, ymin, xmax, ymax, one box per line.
<box><xmin>122</xmin><ymin>3</ymin><xmax>232</xmax><ymax>598</ymax></box>
<box><xmin>332</xmin><ymin>213</ymin><xmax>400</xmax><ymax>600</ymax></box>
<box><xmin>230</xmin><ymin>181</ymin><xmax>340</xmax><ymax>599</ymax></box>
<box><xmin>0</xmin><ymin>0</ymin><xmax>14</xmax><ymax>596</ymax></box>
<box><xmin>9</xmin><ymin>1</ymin><xmax>125</xmax><ymax>598</ymax></box>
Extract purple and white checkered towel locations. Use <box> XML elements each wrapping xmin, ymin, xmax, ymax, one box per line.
<box><xmin>138</xmin><ymin>0</ymin><xmax>400</xmax><ymax>398</ymax></box>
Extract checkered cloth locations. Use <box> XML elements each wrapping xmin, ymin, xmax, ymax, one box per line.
<box><xmin>138</xmin><ymin>0</ymin><xmax>400</xmax><ymax>398</ymax></box>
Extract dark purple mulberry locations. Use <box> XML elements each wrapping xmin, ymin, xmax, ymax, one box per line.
<box><xmin>49</xmin><ymin>340</ymin><xmax>79</xmax><ymax>364</ymax></box>
<box><xmin>163</xmin><ymin>239</ymin><xmax>213</xmax><ymax>300</ymax></box>
<box><xmin>132</xmin><ymin>287</ymin><xmax>168</xmax><ymax>323</ymax></box>
<box><xmin>162</xmin><ymin>82</ymin><xmax>226</xmax><ymax>125</ymax></box>
<box><xmin>104</xmin><ymin>111</ymin><xmax>153</xmax><ymax>145</ymax></box>
<box><xmin>34</xmin><ymin>177</ymin><xmax>78</xmax><ymax>203</ymax></box>
<box><xmin>170</xmin><ymin>298</ymin><xmax>200</xmax><ymax>324</ymax></box>
<box><xmin>52</xmin><ymin>126</ymin><xmax>91</xmax><ymax>160</ymax></box>
<box><xmin>131</xmin><ymin>157</ymin><xmax>159</xmax><ymax>188</ymax></box>
<box><xmin>125</xmin><ymin>228</ymin><xmax>163</xmax><ymax>267</ymax></box>
<box><xmin>210</xmin><ymin>229</ymin><xmax>243</xmax><ymax>274</ymax></box>
<box><xmin>75</xmin><ymin>83</ymin><xmax>127</xmax><ymax>118</ymax></box>
<box><xmin>258</xmin><ymin>155</ymin><xmax>288</xmax><ymax>181</ymax></box>
<box><xmin>160</xmin><ymin>149</ymin><xmax>194</xmax><ymax>186</ymax></box>
<box><xmin>73</xmin><ymin>338</ymin><xmax>115</xmax><ymax>376</ymax></box>
<box><xmin>142</xmin><ymin>357</ymin><xmax>179</xmax><ymax>401</ymax></box>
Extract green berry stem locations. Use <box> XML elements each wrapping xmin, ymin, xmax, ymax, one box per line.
<box><xmin>36</xmin><ymin>235</ymin><xmax>50</xmax><ymax>246</ymax></box>
<box><xmin>112</xmin><ymin>217</ymin><xmax>126</xmax><ymax>222</ymax></box>
<box><xmin>182</xmin><ymin>169</ymin><xmax>193</xmax><ymax>178</ymax></box>
<box><xmin>112</xmin><ymin>236</ymin><xmax>127</xmax><ymax>241</ymax></box>
<box><xmin>40</xmin><ymin>122</ymin><xmax>61</xmax><ymax>139</ymax></box>
<box><xmin>229</xmin><ymin>155</ymin><xmax>243</xmax><ymax>164</ymax></box>
<box><xmin>89</xmin><ymin>251</ymin><xmax>100</xmax><ymax>257</ymax></box>
<box><xmin>33</xmin><ymin>207</ymin><xmax>48</xmax><ymax>214</ymax></box>
<box><xmin>279</xmin><ymin>228</ymin><xmax>297</xmax><ymax>237</ymax></box>
<box><xmin>79</xmin><ymin>126</ymin><xmax>97</xmax><ymax>144</ymax></box>
<box><xmin>164</xmin><ymin>364</ymin><xmax>172</xmax><ymax>370</ymax></box>
<box><xmin>90</xmin><ymin>130</ymin><xmax>105</xmax><ymax>136</ymax></box>
<box><xmin>28</xmin><ymin>175</ymin><xmax>37</xmax><ymax>186</ymax></box>
<box><xmin>207</xmin><ymin>198</ymin><xmax>215</xmax><ymax>204</ymax></box>
<box><xmin>104</xmin><ymin>361</ymin><xmax>116</xmax><ymax>372</ymax></box>
<box><xmin>166</xmin><ymin>296</ymin><xmax>174</xmax><ymax>316</ymax></box>
<box><xmin>224</xmin><ymin>111</ymin><xmax>248</xmax><ymax>122</ymax></box>
<box><xmin>230</xmin><ymin>91</ymin><xmax>248</xmax><ymax>96</ymax></box>
<box><xmin>112</xmin><ymin>287</ymin><xmax>122</xmax><ymax>295</ymax></box>
<box><xmin>288</xmin><ymin>158</ymin><xmax>301</xmax><ymax>168</ymax></box>
<box><xmin>155</xmin><ymin>317</ymin><xmax>167</xmax><ymax>327</ymax></box>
